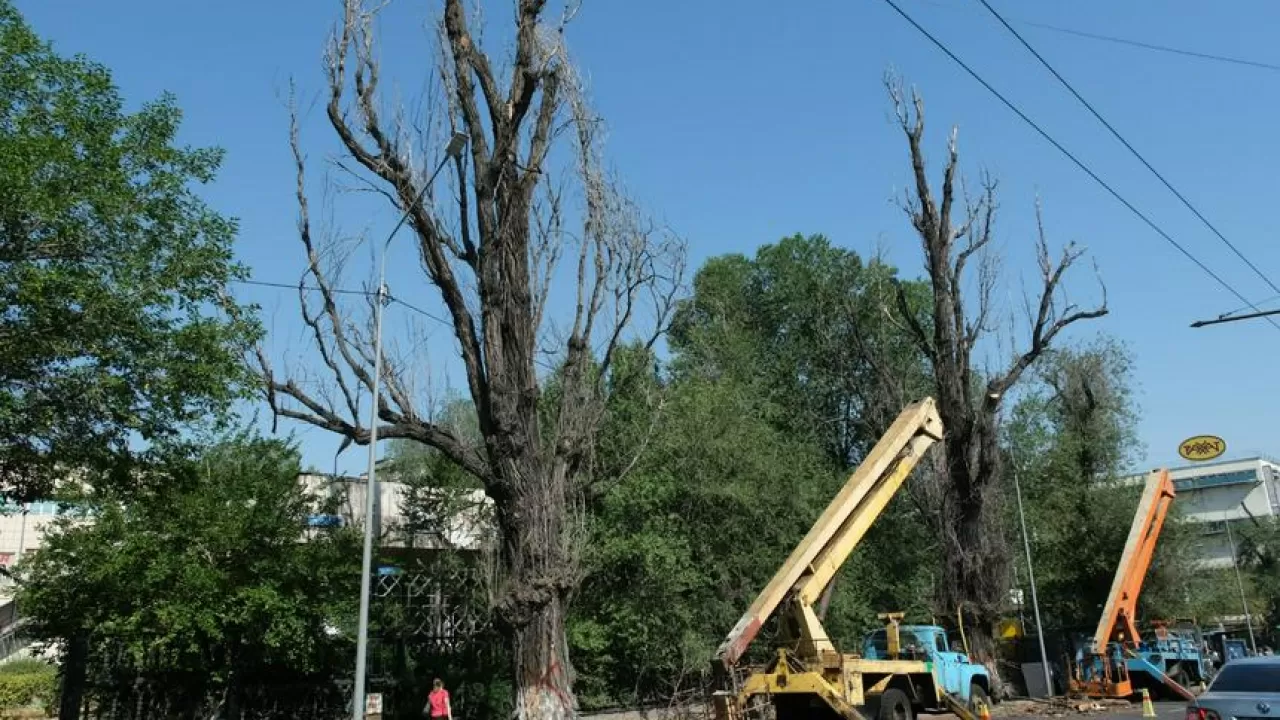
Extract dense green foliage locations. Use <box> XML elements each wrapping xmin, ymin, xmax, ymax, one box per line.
<box><xmin>569</xmin><ymin>237</ymin><xmax>940</xmax><ymax>707</ymax></box>
<box><xmin>1004</xmin><ymin>339</ymin><xmax>1246</xmax><ymax>631</ymax></box>
<box><xmin>16</xmin><ymin>436</ymin><xmax>359</xmax><ymax>693</ymax></box>
<box><xmin>0</xmin><ymin>660</ymin><xmax>57</xmax><ymax>713</ymax></box>
<box><xmin>1237</xmin><ymin>518</ymin><xmax>1280</xmax><ymax>644</ymax></box>
<box><xmin>1004</xmin><ymin>339</ymin><xmax>1143</xmax><ymax>630</ymax></box>
<box><xmin>0</xmin><ymin>0</ymin><xmax>258</xmax><ymax>502</ymax></box>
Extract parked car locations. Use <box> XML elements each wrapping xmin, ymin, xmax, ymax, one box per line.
<box><xmin>1184</xmin><ymin>656</ymin><xmax>1280</xmax><ymax>720</ymax></box>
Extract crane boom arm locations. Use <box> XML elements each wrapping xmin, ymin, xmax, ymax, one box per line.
<box><xmin>714</xmin><ymin>398</ymin><xmax>944</xmax><ymax>669</ymax></box>
<box><xmin>1092</xmin><ymin>469</ymin><xmax>1175</xmax><ymax>651</ymax></box>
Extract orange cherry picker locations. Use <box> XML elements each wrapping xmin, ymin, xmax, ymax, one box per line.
<box><xmin>1068</xmin><ymin>469</ymin><xmax>1205</xmax><ymax>701</ymax></box>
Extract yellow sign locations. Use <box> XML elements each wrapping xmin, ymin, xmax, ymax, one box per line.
<box><xmin>998</xmin><ymin>618</ymin><xmax>1022</xmax><ymax>639</ymax></box>
<box><xmin>1179</xmin><ymin>435</ymin><xmax>1226</xmax><ymax>462</ymax></box>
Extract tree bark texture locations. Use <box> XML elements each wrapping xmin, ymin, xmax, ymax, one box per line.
<box><xmin>886</xmin><ymin>75</ymin><xmax>1107</xmax><ymax>666</ymax></box>
<box><xmin>256</xmin><ymin>2</ymin><xmax>683</xmax><ymax>718</ymax></box>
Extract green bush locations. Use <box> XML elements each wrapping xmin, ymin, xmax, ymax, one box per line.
<box><xmin>0</xmin><ymin>662</ymin><xmax>56</xmax><ymax>711</ymax></box>
<box><xmin>0</xmin><ymin>660</ymin><xmax>51</xmax><ymax>678</ymax></box>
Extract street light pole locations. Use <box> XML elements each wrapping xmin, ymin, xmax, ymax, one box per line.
<box><xmin>1222</xmin><ymin>511</ymin><xmax>1257</xmax><ymax>655</ymax></box>
<box><xmin>1012</xmin><ymin>465</ymin><xmax>1054</xmax><ymax>697</ymax></box>
<box><xmin>351</xmin><ymin>132</ymin><xmax>467</xmax><ymax>720</ymax></box>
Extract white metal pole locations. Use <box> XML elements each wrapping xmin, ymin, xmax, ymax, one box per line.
<box><xmin>1223</xmin><ymin>514</ymin><xmax>1257</xmax><ymax>654</ymax></box>
<box><xmin>351</xmin><ymin>256</ymin><xmax>389</xmax><ymax>720</ymax></box>
<box><xmin>1013</xmin><ymin>466</ymin><xmax>1054</xmax><ymax>697</ymax></box>
<box><xmin>350</xmin><ymin>133</ymin><xmax>467</xmax><ymax>720</ymax></box>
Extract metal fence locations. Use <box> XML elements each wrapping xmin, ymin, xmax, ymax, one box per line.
<box><xmin>70</xmin><ymin>558</ymin><xmax>498</xmax><ymax>720</ymax></box>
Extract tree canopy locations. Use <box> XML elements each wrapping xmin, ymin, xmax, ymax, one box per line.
<box><xmin>16</xmin><ymin>435</ymin><xmax>358</xmax><ymax>714</ymax></box>
<box><xmin>0</xmin><ymin>0</ymin><xmax>258</xmax><ymax>502</ymax></box>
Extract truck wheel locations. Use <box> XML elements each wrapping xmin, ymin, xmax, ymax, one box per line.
<box><xmin>877</xmin><ymin>688</ymin><xmax>913</xmax><ymax>720</ymax></box>
<box><xmin>968</xmin><ymin>683</ymin><xmax>990</xmax><ymax>714</ymax></box>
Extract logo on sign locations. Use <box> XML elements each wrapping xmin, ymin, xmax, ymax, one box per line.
<box><xmin>1178</xmin><ymin>435</ymin><xmax>1226</xmax><ymax>462</ymax></box>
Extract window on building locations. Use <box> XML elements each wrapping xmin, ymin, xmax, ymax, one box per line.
<box><xmin>1201</xmin><ymin>520</ymin><xmax>1227</xmax><ymax>535</ymax></box>
<box><xmin>1175</xmin><ymin>469</ymin><xmax>1259</xmax><ymax>492</ymax></box>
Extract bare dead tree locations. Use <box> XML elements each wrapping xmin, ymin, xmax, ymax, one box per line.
<box><xmin>885</xmin><ymin>75</ymin><xmax>1107</xmax><ymax>667</ymax></box>
<box><xmin>256</xmin><ymin>2</ymin><xmax>685</xmax><ymax>718</ymax></box>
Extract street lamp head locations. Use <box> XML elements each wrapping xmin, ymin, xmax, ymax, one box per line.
<box><xmin>444</xmin><ymin>132</ymin><xmax>469</xmax><ymax>159</ymax></box>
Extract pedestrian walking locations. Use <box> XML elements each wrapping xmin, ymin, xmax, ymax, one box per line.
<box><xmin>425</xmin><ymin>678</ymin><xmax>452</xmax><ymax>720</ymax></box>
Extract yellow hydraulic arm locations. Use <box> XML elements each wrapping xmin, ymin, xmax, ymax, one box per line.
<box><xmin>713</xmin><ymin>398</ymin><xmax>944</xmax><ymax>671</ymax></box>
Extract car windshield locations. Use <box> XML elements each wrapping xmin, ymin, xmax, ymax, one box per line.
<box><xmin>1210</xmin><ymin>663</ymin><xmax>1280</xmax><ymax>693</ymax></box>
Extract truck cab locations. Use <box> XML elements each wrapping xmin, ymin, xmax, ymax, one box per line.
<box><xmin>860</xmin><ymin>621</ymin><xmax>992</xmax><ymax>711</ymax></box>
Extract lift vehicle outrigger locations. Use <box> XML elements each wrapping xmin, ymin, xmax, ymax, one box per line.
<box><xmin>711</xmin><ymin>398</ymin><xmax>989</xmax><ymax>720</ymax></box>
<box><xmin>1068</xmin><ymin>469</ymin><xmax>1204</xmax><ymax>701</ymax></box>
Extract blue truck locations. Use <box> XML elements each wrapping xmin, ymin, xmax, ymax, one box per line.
<box><xmin>861</xmin><ymin>620</ymin><xmax>993</xmax><ymax>716</ymax></box>
<box><xmin>1130</xmin><ymin>624</ymin><xmax>1212</xmax><ymax>689</ymax></box>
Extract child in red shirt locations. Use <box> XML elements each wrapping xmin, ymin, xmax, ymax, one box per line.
<box><xmin>426</xmin><ymin>678</ymin><xmax>452</xmax><ymax>720</ymax></box>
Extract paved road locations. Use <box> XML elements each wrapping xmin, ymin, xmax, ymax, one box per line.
<box><xmin>1001</xmin><ymin>701</ymin><xmax>1187</xmax><ymax>720</ymax></box>
<box><xmin>582</xmin><ymin>700</ymin><xmax>1191</xmax><ymax>720</ymax></box>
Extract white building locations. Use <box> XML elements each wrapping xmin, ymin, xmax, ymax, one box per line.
<box><xmin>297</xmin><ymin>472</ymin><xmax>494</xmax><ymax>551</ymax></box>
<box><xmin>0</xmin><ymin>472</ymin><xmax>495</xmax><ymax>591</ymax></box>
<box><xmin>0</xmin><ymin>502</ymin><xmax>63</xmax><ymax>569</ymax></box>
<box><xmin>1126</xmin><ymin>457</ymin><xmax>1280</xmax><ymax>568</ymax></box>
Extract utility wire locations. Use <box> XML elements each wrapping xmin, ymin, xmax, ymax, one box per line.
<box><xmin>1220</xmin><ymin>293</ymin><xmax>1280</xmax><ymax>320</ymax></box>
<box><xmin>233</xmin><ymin>278</ymin><xmax>451</xmax><ymax>325</ymax></box>
<box><xmin>915</xmin><ymin>0</ymin><xmax>1280</xmax><ymax>74</ymax></box>
<box><xmin>1020</xmin><ymin>19</ymin><xmax>1280</xmax><ymax>74</ymax></box>
<box><xmin>878</xmin><ymin>0</ymin><xmax>1280</xmax><ymax>332</ymax></box>
<box><xmin>975</xmin><ymin>0</ymin><xmax>1280</xmax><ymax>302</ymax></box>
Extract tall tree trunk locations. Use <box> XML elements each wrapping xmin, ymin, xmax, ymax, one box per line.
<box><xmin>258</xmin><ymin>3</ymin><xmax>683</xmax><ymax>719</ymax></box>
<box><xmin>511</xmin><ymin>594</ymin><xmax>574</xmax><ymax>719</ymax></box>
<box><xmin>886</xmin><ymin>76</ymin><xmax>1106</xmax><ymax>677</ymax></box>
<box><xmin>494</xmin><ymin>462</ymin><xmax>577</xmax><ymax>720</ymax></box>
<box><xmin>58</xmin><ymin>630</ymin><xmax>88</xmax><ymax>720</ymax></box>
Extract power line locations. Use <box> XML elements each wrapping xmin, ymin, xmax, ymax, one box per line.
<box><xmin>878</xmin><ymin>0</ymin><xmax>1280</xmax><ymax>332</ymax></box>
<box><xmin>236</xmin><ymin>278</ymin><xmax>368</xmax><ymax>297</ymax></box>
<box><xmin>916</xmin><ymin>0</ymin><xmax>1280</xmax><ymax>74</ymax></box>
<box><xmin>1020</xmin><ymin>19</ymin><xmax>1280</xmax><ymax>74</ymax></box>
<box><xmin>232</xmin><ymin>278</ymin><xmax>451</xmax><ymax>325</ymax></box>
<box><xmin>1220</xmin><ymin>293</ymin><xmax>1280</xmax><ymax>319</ymax></box>
<box><xmin>975</xmin><ymin>0</ymin><xmax>1280</xmax><ymax>302</ymax></box>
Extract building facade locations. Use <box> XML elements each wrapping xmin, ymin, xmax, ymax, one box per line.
<box><xmin>298</xmin><ymin>472</ymin><xmax>493</xmax><ymax>551</ymax></box>
<box><xmin>1143</xmin><ymin>457</ymin><xmax>1280</xmax><ymax>568</ymax></box>
<box><xmin>0</xmin><ymin>472</ymin><xmax>494</xmax><ymax>599</ymax></box>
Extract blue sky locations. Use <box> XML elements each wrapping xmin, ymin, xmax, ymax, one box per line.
<box><xmin>17</xmin><ymin>0</ymin><xmax>1280</xmax><ymax>474</ymax></box>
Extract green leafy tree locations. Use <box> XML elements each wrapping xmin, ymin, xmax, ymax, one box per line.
<box><xmin>16</xmin><ymin>435</ymin><xmax>358</xmax><ymax>718</ymax></box>
<box><xmin>569</xmin><ymin>238</ymin><xmax>941</xmax><ymax>707</ymax></box>
<box><xmin>667</xmin><ymin>235</ymin><xmax>938</xmax><ymax>617</ymax></box>
<box><xmin>0</xmin><ymin>1</ymin><xmax>258</xmax><ymax>501</ymax></box>
<box><xmin>1005</xmin><ymin>339</ymin><xmax>1140</xmax><ymax>631</ymax></box>
<box><xmin>1234</xmin><ymin>518</ymin><xmax>1280</xmax><ymax>647</ymax></box>
<box><xmin>574</xmin><ymin>347</ymin><xmax>842</xmax><ymax>708</ymax></box>
<box><xmin>1005</xmin><ymin>338</ymin><xmax>1232</xmax><ymax>635</ymax></box>
<box><xmin>669</xmin><ymin>234</ymin><xmax>932</xmax><ymax>467</ymax></box>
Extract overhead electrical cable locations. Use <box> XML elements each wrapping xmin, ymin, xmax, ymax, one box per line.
<box><xmin>878</xmin><ymin>0</ymin><xmax>1280</xmax><ymax>332</ymax></box>
<box><xmin>975</xmin><ymin>0</ymin><xmax>1280</xmax><ymax>301</ymax></box>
